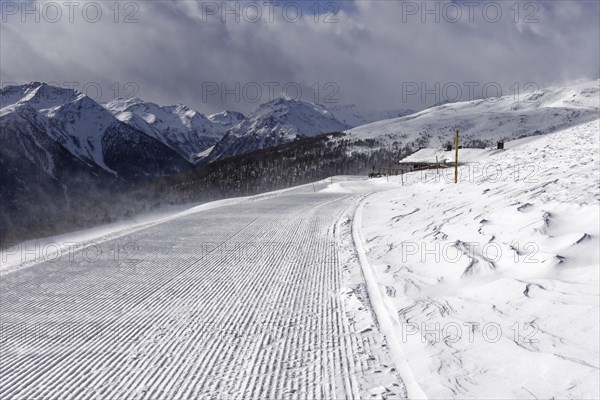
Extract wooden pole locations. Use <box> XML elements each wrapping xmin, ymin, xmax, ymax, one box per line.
<box><xmin>436</xmin><ymin>155</ymin><xmax>439</xmax><ymax>176</ymax></box>
<box><xmin>454</xmin><ymin>129</ymin><xmax>459</xmax><ymax>184</ymax></box>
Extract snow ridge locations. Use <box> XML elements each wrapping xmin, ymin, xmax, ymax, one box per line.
<box><xmin>352</xmin><ymin>195</ymin><xmax>428</xmax><ymax>400</ymax></box>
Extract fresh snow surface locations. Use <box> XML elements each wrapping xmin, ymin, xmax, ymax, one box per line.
<box><xmin>357</xmin><ymin>119</ymin><xmax>600</xmax><ymax>399</ymax></box>
<box><xmin>0</xmin><ymin>178</ymin><xmax>411</xmax><ymax>399</ymax></box>
<box><xmin>0</xmin><ymin>200</ymin><xmax>242</xmax><ymax>277</ymax></box>
<box><xmin>1</xmin><ymin>120</ymin><xmax>598</xmax><ymax>399</ymax></box>
<box><xmin>0</xmin><ymin>182</ymin><xmax>324</xmax><ymax>276</ymax></box>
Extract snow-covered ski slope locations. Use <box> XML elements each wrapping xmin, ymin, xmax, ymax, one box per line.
<box><xmin>1</xmin><ymin>120</ymin><xmax>598</xmax><ymax>399</ymax></box>
<box><xmin>0</xmin><ymin>182</ymin><xmax>407</xmax><ymax>399</ymax></box>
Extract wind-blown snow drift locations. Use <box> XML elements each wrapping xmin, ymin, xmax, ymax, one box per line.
<box><xmin>357</xmin><ymin>119</ymin><xmax>600</xmax><ymax>399</ymax></box>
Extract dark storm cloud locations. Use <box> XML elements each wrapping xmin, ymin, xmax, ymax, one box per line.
<box><xmin>1</xmin><ymin>0</ymin><xmax>598</xmax><ymax>114</ymax></box>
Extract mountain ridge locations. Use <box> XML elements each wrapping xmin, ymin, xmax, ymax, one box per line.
<box><xmin>206</xmin><ymin>97</ymin><xmax>350</xmax><ymax>162</ymax></box>
<box><xmin>341</xmin><ymin>79</ymin><xmax>600</xmax><ymax>150</ymax></box>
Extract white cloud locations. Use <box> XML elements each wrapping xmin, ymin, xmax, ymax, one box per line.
<box><xmin>1</xmin><ymin>0</ymin><xmax>598</xmax><ymax>114</ymax></box>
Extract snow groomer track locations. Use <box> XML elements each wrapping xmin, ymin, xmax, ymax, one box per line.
<box><xmin>0</xmin><ymin>189</ymin><xmax>406</xmax><ymax>399</ymax></box>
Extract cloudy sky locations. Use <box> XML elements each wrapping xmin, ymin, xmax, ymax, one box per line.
<box><xmin>1</xmin><ymin>0</ymin><xmax>599</xmax><ymax>114</ymax></box>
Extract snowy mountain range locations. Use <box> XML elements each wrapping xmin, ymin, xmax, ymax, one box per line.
<box><xmin>2</xmin><ymin>80</ymin><xmax>597</xmax><ymax>184</ymax></box>
<box><xmin>0</xmin><ymin>82</ymin><xmax>365</xmax><ymax>242</ymax></box>
<box><xmin>0</xmin><ymin>82</ymin><xmax>192</xmax><ymax>241</ymax></box>
<box><xmin>2</xmin><ymin>79</ymin><xmax>598</xmax><ymax>244</ymax></box>
<box><xmin>206</xmin><ymin>98</ymin><xmax>350</xmax><ymax>162</ymax></box>
<box><xmin>0</xmin><ymin>82</ymin><xmax>191</xmax><ymax>181</ymax></box>
<box><xmin>2</xmin><ymin>82</ymin><xmax>390</xmax><ymax>185</ymax></box>
<box><xmin>104</xmin><ymin>98</ymin><xmax>234</xmax><ymax>163</ymax></box>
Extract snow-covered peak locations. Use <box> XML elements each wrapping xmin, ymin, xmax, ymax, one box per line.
<box><xmin>235</xmin><ymin>97</ymin><xmax>348</xmax><ymax>138</ymax></box>
<box><xmin>105</xmin><ymin>97</ymin><xmax>222</xmax><ymax>136</ymax></box>
<box><xmin>252</xmin><ymin>97</ymin><xmax>335</xmax><ymax>117</ymax></box>
<box><xmin>1</xmin><ymin>81</ymin><xmax>85</xmax><ymax>112</ymax></box>
<box><xmin>1</xmin><ymin>82</ymin><xmax>126</xmax><ymax>171</ymax></box>
<box><xmin>100</xmin><ymin>96</ymin><xmax>146</xmax><ymax>112</ymax></box>
<box><xmin>0</xmin><ymin>83</ymin><xmax>121</xmax><ymax>140</ymax></box>
<box><xmin>207</xmin><ymin>110</ymin><xmax>246</xmax><ymax>130</ymax></box>
<box><xmin>207</xmin><ymin>97</ymin><xmax>349</xmax><ymax>161</ymax></box>
<box><xmin>104</xmin><ymin>97</ymin><xmax>228</xmax><ymax>163</ymax></box>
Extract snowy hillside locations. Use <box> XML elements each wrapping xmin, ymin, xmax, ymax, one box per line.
<box><xmin>344</xmin><ymin>79</ymin><xmax>600</xmax><ymax>150</ymax></box>
<box><xmin>105</xmin><ymin>98</ymin><xmax>228</xmax><ymax>163</ymax></box>
<box><xmin>207</xmin><ymin>98</ymin><xmax>349</xmax><ymax>161</ymax></box>
<box><xmin>353</xmin><ymin>119</ymin><xmax>600</xmax><ymax>398</ymax></box>
<box><xmin>328</xmin><ymin>103</ymin><xmax>414</xmax><ymax>127</ymax></box>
